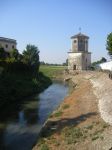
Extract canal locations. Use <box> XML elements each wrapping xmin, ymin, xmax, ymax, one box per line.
<box><xmin>0</xmin><ymin>81</ymin><xmax>69</xmax><ymax>150</ymax></box>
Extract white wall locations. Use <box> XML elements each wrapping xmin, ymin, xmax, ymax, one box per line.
<box><xmin>98</xmin><ymin>61</ymin><xmax>112</xmax><ymax>71</ymax></box>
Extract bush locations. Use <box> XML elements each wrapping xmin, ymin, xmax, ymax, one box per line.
<box><xmin>0</xmin><ymin>69</ymin><xmax>52</xmax><ymax>109</ymax></box>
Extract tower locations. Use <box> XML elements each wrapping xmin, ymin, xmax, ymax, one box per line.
<box><xmin>68</xmin><ymin>32</ymin><xmax>91</xmax><ymax>71</ymax></box>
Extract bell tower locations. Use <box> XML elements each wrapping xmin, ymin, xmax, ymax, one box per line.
<box><xmin>68</xmin><ymin>32</ymin><xmax>91</xmax><ymax>71</ymax></box>
<box><xmin>71</xmin><ymin>33</ymin><xmax>89</xmax><ymax>52</ymax></box>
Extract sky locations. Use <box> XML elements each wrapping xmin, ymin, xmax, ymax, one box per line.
<box><xmin>0</xmin><ymin>0</ymin><xmax>112</xmax><ymax>63</ymax></box>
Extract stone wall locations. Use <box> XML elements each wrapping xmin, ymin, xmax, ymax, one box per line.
<box><xmin>68</xmin><ymin>52</ymin><xmax>91</xmax><ymax>71</ymax></box>
<box><xmin>68</xmin><ymin>52</ymin><xmax>82</xmax><ymax>70</ymax></box>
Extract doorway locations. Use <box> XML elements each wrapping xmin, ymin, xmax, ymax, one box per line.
<box><xmin>73</xmin><ymin>64</ymin><xmax>76</xmax><ymax>70</ymax></box>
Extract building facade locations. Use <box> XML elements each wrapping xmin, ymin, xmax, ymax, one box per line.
<box><xmin>68</xmin><ymin>33</ymin><xmax>91</xmax><ymax>71</ymax></box>
<box><xmin>0</xmin><ymin>37</ymin><xmax>17</xmax><ymax>52</ymax></box>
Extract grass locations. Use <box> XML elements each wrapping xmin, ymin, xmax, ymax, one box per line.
<box><xmin>53</xmin><ymin>111</ymin><xmax>63</xmax><ymax>117</ymax></box>
<box><xmin>91</xmin><ymin>135</ymin><xmax>100</xmax><ymax>141</ymax></box>
<box><xmin>40</xmin><ymin>143</ymin><xmax>49</xmax><ymax>150</ymax></box>
<box><xmin>102</xmin><ymin>122</ymin><xmax>109</xmax><ymax>129</ymax></box>
<box><xmin>63</xmin><ymin>127</ymin><xmax>85</xmax><ymax>144</ymax></box>
<box><xmin>84</xmin><ymin>124</ymin><xmax>93</xmax><ymax>130</ymax></box>
<box><xmin>62</xmin><ymin>121</ymin><xmax>109</xmax><ymax>144</ymax></box>
<box><xmin>39</xmin><ymin>65</ymin><xmax>67</xmax><ymax>78</ymax></box>
<box><xmin>37</xmin><ymin>121</ymin><xmax>110</xmax><ymax>149</ymax></box>
<box><xmin>62</xmin><ymin>104</ymin><xmax>70</xmax><ymax>109</ymax></box>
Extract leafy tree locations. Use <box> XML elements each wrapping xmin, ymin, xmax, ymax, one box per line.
<box><xmin>106</xmin><ymin>32</ymin><xmax>112</xmax><ymax>59</ymax></box>
<box><xmin>100</xmin><ymin>57</ymin><xmax>107</xmax><ymax>63</ymax></box>
<box><xmin>9</xmin><ymin>49</ymin><xmax>19</xmax><ymax>61</ymax></box>
<box><xmin>92</xmin><ymin>57</ymin><xmax>107</xmax><ymax>67</ymax></box>
<box><xmin>18</xmin><ymin>53</ymin><xmax>23</xmax><ymax>62</ymax></box>
<box><xmin>22</xmin><ymin>44</ymin><xmax>40</xmax><ymax>75</ymax></box>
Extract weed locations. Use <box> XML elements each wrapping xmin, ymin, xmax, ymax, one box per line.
<box><xmin>91</xmin><ymin>135</ymin><xmax>99</xmax><ymax>141</ymax></box>
<box><xmin>53</xmin><ymin>111</ymin><xmax>63</xmax><ymax>117</ymax></box>
<box><xmin>91</xmin><ymin>128</ymin><xmax>104</xmax><ymax>141</ymax></box>
<box><xmin>102</xmin><ymin>123</ymin><xmax>109</xmax><ymax>129</ymax></box>
<box><xmin>62</xmin><ymin>104</ymin><xmax>70</xmax><ymax>109</ymax></box>
<box><xmin>64</xmin><ymin>127</ymin><xmax>85</xmax><ymax>144</ymax></box>
<box><xmin>85</xmin><ymin>124</ymin><xmax>93</xmax><ymax>130</ymax></box>
<box><xmin>100</xmin><ymin>136</ymin><xmax>104</xmax><ymax>140</ymax></box>
<box><xmin>54</xmin><ymin>140</ymin><xmax>60</xmax><ymax>146</ymax></box>
<box><xmin>40</xmin><ymin>143</ymin><xmax>49</xmax><ymax>150</ymax></box>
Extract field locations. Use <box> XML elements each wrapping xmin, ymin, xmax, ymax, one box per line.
<box><xmin>39</xmin><ymin>65</ymin><xmax>67</xmax><ymax>78</ymax></box>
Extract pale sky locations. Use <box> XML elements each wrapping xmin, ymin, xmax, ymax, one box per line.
<box><xmin>0</xmin><ymin>0</ymin><xmax>112</xmax><ymax>63</ymax></box>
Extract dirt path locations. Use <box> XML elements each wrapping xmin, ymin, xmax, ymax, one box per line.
<box><xmin>33</xmin><ymin>71</ymin><xmax>112</xmax><ymax>150</ymax></box>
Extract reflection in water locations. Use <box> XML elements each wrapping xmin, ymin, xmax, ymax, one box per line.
<box><xmin>38</xmin><ymin>81</ymin><xmax>68</xmax><ymax>124</ymax></box>
<box><xmin>19</xmin><ymin>111</ymin><xmax>26</xmax><ymax>126</ymax></box>
<box><xmin>0</xmin><ymin>81</ymin><xmax>68</xmax><ymax>150</ymax></box>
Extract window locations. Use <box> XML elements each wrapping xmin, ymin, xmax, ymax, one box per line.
<box><xmin>80</xmin><ymin>39</ymin><xmax>83</xmax><ymax>43</ymax></box>
<box><xmin>12</xmin><ymin>45</ymin><xmax>15</xmax><ymax>49</ymax></box>
<box><xmin>74</xmin><ymin>40</ymin><xmax>76</xmax><ymax>43</ymax></box>
<box><xmin>6</xmin><ymin>44</ymin><xmax>8</xmax><ymax>48</ymax></box>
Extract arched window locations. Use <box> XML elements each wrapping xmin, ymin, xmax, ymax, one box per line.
<box><xmin>5</xmin><ymin>44</ymin><xmax>8</xmax><ymax>48</ymax></box>
<box><xmin>74</xmin><ymin>40</ymin><xmax>76</xmax><ymax>43</ymax></box>
<box><xmin>12</xmin><ymin>45</ymin><xmax>15</xmax><ymax>49</ymax></box>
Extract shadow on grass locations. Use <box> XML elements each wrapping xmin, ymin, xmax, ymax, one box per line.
<box><xmin>40</xmin><ymin>112</ymin><xmax>97</xmax><ymax>138</ymax></box>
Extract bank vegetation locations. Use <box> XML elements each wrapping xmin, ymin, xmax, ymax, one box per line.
<box><xmin>0</xmin><ymin>45</ymin><xmax>52</xmax><ymax>109</ymax></box>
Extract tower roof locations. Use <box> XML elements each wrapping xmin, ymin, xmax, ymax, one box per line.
<box><xmin>71</xmin><ymin>33</ymin><xmax>89</xmax><ymax>39</ymax></box>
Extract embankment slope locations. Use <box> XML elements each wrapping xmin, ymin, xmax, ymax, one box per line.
<box><xmin>33</xmin><ymin>71</ymin><xmax>112</xmax><ymax>150</ymax></box>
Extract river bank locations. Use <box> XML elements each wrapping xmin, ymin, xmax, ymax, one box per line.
<box><xmin>0</xmin><ymin>80</ymin><xmax>68</xmax><ymax>150</ymax></box>
<box><xmin>0</xmin><ymin>62</ymin><xmax>54</xmax><ymax>110</ymax></box>
<box><xmin>33</xmin><ymin>71</ymin><xmax>112</xmax><ymax>150</ymax></box>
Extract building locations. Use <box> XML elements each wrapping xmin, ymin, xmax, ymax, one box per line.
<box><xmin>97</xmin><ymin>61</ymin><xmax>112</xmax><ymax>71</ymax></box>
<box><xmin>68</xmin><ymin>32</ymin><xmax>91</xmax><ymax>71</ymax></box>
<box><xmin>0</xmin><ymin>37</ymin><xmax>17</xmax><ymax>52</ymax></box>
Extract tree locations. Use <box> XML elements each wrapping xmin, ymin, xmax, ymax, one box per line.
<box><xmin>9</xmin><ymin>49</ymin><xmax>19</xmax><ymax>60</ymax></box>
<box><xmin>92</xmin><ymin>57</ymin><xmax>107</xmax><ymax>68</ymax></box>
<box><xmin>100</xmin><ymin>57</ymin><xmax>107</xmax><ymax>63</ymax></box>
<box><xmin>22</xmin><ymin>44</ymin><xmax>40</xmax><ymax>75</ymax></box>
<box><xmin>62</xmin><ymin>59</ymin><xmax>68</xmax><ymax>66</ymax></box>
<box><xmin>0</xmin><ymin>47</ymin><xmax>6</xmax><ymax>60</ymax></box>
<box><xmin>106</xmin><ymin>32</ymin><xmax>112</xmax><ymax>59</ymax></box>
<box><xmin>40</xmin><ymin>61</ymin><xmax>45</xmax><ymax>65</ymax></box>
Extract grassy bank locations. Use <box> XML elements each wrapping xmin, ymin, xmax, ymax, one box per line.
<box><xmin>0</xmin><ymin>64</ymin><xmax>66</xmax><ymax>109</ymax></box>
<box><xmin>0</xmin><ymin>64</ymin><xmax>52</xmax><ymax>109</ymax></box>
<box><xmin>40</xmin><ymin>65</ymin><xmax>67</xmax><ymax>79</ymax></box>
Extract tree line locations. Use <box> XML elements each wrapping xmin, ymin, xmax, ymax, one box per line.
<box><xmin>0</xmin><ymin>44</ymin><xmax>40</xmax><ymax>77</ymax></box>
<box><xmin>0</xmin><ymin>44</ymin><xmax>52</xmax><ymax>110</ymax></box>
<box><xmin>106</xmin><ymin>32</ymin><xmax>112</xmax><ymax>59</ymax></box>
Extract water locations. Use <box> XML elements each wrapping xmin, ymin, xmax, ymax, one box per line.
<box><xmin>0</xmin><ymin>81</ymin><xmax>68</xmax><ymax>150</ymax></box>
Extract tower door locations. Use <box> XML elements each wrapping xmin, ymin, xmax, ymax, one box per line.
<box><xmin>73</xmin><ymin>64</ymin><xmax>76</xmax><ymax>70</ymax></box>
